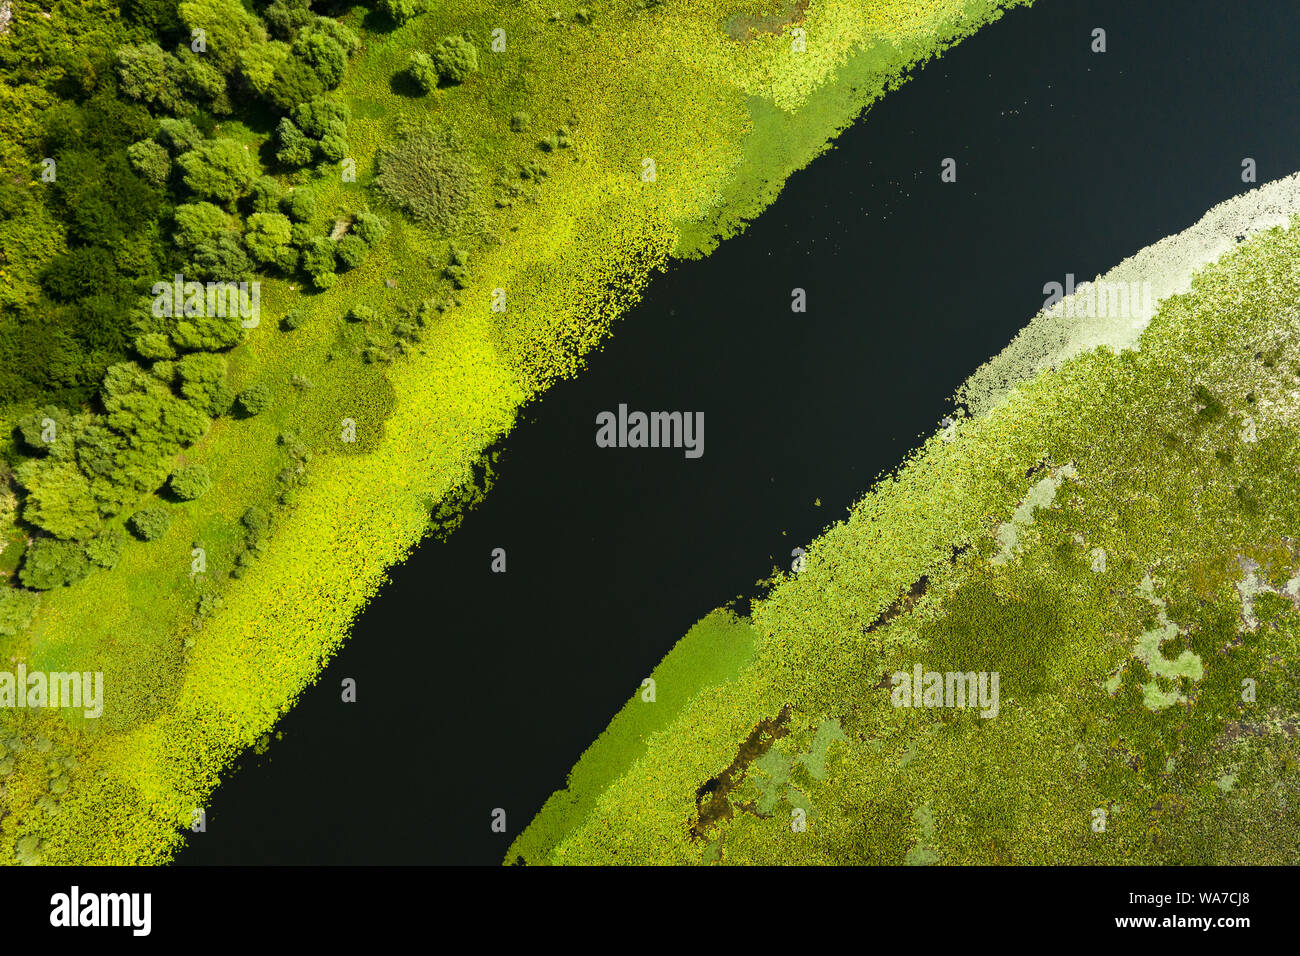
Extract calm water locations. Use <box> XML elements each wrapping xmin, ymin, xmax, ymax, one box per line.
<box><xmin>178</xmin><ymin>0</ymin><xmax>1300</xmax><ymax>864</ymax></box>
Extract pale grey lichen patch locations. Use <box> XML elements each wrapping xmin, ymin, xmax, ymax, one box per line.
<box><xmin>958</xmin><ymin>172</ymin><xmax>1300</xmax><ymax>417</ymax></box>
<box><xmin>992</xmin><ymin>463</ymin><xmax>1076</xmax><ymax>565</ymax></box>
<box><xmin>1105</xmin><ymin>573</ymin><xmax>1204</xmax><ymax>710</ymax></box>
<box><xmin>1233</xmin><ymin>555</ymin><xmax>1300</xmax><ymax>632</ymax></box>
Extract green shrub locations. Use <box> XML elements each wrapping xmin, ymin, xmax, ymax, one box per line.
<box><xmin>83</xmin><ymin>528</ymin><xmax>126</xmax><ymax>569</ymax></box>
<box><xmin>178</xmin><ymin>0</ymin><xmax>267</xmax><ymax>75</ymax></box>
<box><xmin>353</xmin><ymin>211</ymin><xmax>387</xmax><ymax>246</ymax></box>
<box><xmin>241</xmin><ymin>505</ymin><xmax>270</xmax><ymax>537</ymax></box>
<box><xmin>15</xmin><ymin>406</ymin><xmax>74</xmax><ymax>456</ymax></box>
<box><xmin>291</xmin><ymin>97</ymin><xmax>350</xmax><ymax>139</ymax></box>
<box><xmin>127</xmin><ymin>140</ymin><xmax>172</xmax><ymax>187</ymax></box>
<box><xmin>249</xmin><ymin>175</ymin><xmax>287</xmax><ymax>213</ymax></box>
<box><xmin>169</xmin><ymin>464</ymin><xmax>212</xmax><ymax>500</ymax></box>
<box><xmin>14</xmin><ymin>459</ymin><xmax>101</xmax><ymax>540</ymax></box>
<box><xmin>265</xmin><ymin>56</ymin><xmax>325</xmax><ymax>111</ymax></box>
<box><xmin>157</xmin><ymin>117</ymin><xmax>204</xmax><ymax>155</ymax></box>
<box><xmin>284</xmin><ymin>187</ymin><xmax>320</xmax><ymax>223</ymax></box>
<box><xmin>282</xmin><ymin>308</ymin><xmax>305</xmax><ymax>331</ymax></box>
<box><xmin>373</xmin><ymin>125</ymin><xmax>476</xmax><ymax>235</ymax></box>
<box><xmin>177</xmin><ymin>352</ymin><xmax>232</xmax><ymax>416</ymax></box>
<box><xmin>116</xmin><ymin>42</ymin><xmax>188</xmax><ymax>114</ymax></box>
<box><xmin>134</xmin><ymin>332</ymin><xmax>176</xmax><ymax>361</ymax></box>
<box><xmin>379</xmin><ymin>0</ymin><xmax>419</xmax><ymax>25</ymax></box>
<box><xmin>408</xmin><ymin>52</ymin><xmax>438</xmax><ymax>94</ymax></box>
<box><xmin>292</xmin><ymin>24</ymin><xmax>349</xmax><ymax>89</ymax></box>
<box><xmin>20</xmin><ymin>538</ymin><xmax>92</xmax><ymax>590</ymax></box>
<box><xmin>276</xmin><ymin>118</ymin><xmax>315</xmax><ymax>167</ymax></box>
<box><xmin>347</xmin><ymin>304</ymin><xmax>375</xmax><ymax>323</ymax></box>
<box><xmin>129</xmin><ymin>504</ymin><xmax>173</xmax><ymax>541</ymax></box>
<box><xmin>300</xmin><ymin>237</ymin><xmax>337</xmax><ymax>280</ymax></box>
<box><xmin>0</xmin><ymin>588</ymin><xmax>40</xmax><ymax>638</ymax></box>
<box><xmin>432</xmin><ymin>35</ymin><xmax>478</xmax><ymax>84</ymax></box>
<box><xmin>335</xmin><ymin>233</ymin><xmax>367</xmax><ymax>269</ymax></box>
<box><xmin>173</xmin><ymin>201</ymin><xmax>235</xmax><ymax>251</ymax></box>
<box><xmin>238</xmin><ymin>382</ymin><xmax>271</xmax><ymax>416</ymax></box>
<box><xmin>176</xmin><ymin>138</ymin><xmax>258</xmax><ymax>205</ymax></box>
<box><xmin>244</xmin><ymin>212</ymin><xmax>296</xmax><ymax>270</ymax></box>
<box><xmin>509</xmin><ymin>112</ymin><xmax>530</xmax><ymax>132</ymax></box>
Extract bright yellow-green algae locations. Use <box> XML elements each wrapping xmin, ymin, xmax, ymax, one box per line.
<box><xmin>514</xmin><ymin>216</ymin><xmax>1300</xmax><ymax>865</ymax></box>
<box><xmin>0</xmin><ymin>1</ymin><xmax>1029</xmax><ymax>863</ymax></box>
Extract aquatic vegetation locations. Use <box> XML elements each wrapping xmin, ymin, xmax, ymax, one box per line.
<box><xmin>516</xmin><ymin>208</ymin><xmax>1300</xmax><ymax>865</ymax></box>
<box><xmin>0</xmin><ymin>0</ymin><xmax>1029</xmax><ymax>863</ymax></box>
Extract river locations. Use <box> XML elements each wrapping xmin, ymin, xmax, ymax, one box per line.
<box><xmin>178</xmin><ymin>0</ymin><xmax>1300</xmax><ymax>864</ymax></box>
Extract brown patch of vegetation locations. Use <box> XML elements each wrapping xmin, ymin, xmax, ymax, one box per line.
<box><xmin>724</xmin><ymin>0</ymin><xmax>811</xmax><ymax>43</ymax></box>
<box><xmin>690</xmin><ymin>703</ymin><xmax>792</xmax><ymax>840</ymax></box>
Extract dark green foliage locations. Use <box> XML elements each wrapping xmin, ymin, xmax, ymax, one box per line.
<box><xmin>186</xmin><ymin>234</ymin><xmax>254</xmax><ymax>283</ymax></box>
<box><xmin>176</xmin><ymin>50</ymin><xmax>230</xmax><ymax>114</ymax></box>
<box><xmin>347</xmin><ymin>305</ymin><xmax>375</xmax><ymax>323</ymax></box>
<box><xmin>408</xmin><ymin>52</ymin><xmax>438</xmax><ymax>94</ymax></box>
<box><xmin>157</xmin><ymin>118</ymin><xmax>205</xmax><ymax>155</ymax></box>
<box><xmin>129</xmin><ymin>504</ymin><xmax>172</xmax><ymax>541</ymax></box>
<box><xmin>16</xmin><ymin>406</ymin><xmax>75</xmax><ymax>456</ymax></box>
<box><xmin>265</xmin><ymin>56</ymin><xmax>326</xmax><ymax>112</ymax></box>
<box><xmin>379</xmin><ymin>0</ymin><xmax>420</xmax><ymax>26</ymax></box>
<box><xmin>353</xmin><ymin>211</ymin><xmax>387</xmax><ymax>246</ymax></box>
<box><xmin>509</xmin><ymin>112</ymin><xmax>530</xmax><ymax>132</ymax></box>
<box><xmin>335</xmin><ymin>233</ymin><xmax>367</xmax><ymax>269</ymax></box>
<box><xmin>74</xmin><ymin>423</ymin><xmax>126</xmax><ymax>481</ymax></box>
<box><xmin>116</xmin><ymin>43</ymin><xmax>189</xmax><ymax>115</ymax></box>
<box><xmin>281</xmin><ymin>308</ymin><xmax>305</xmax><ymax>331</ymax></box>
<box><xmin>300</xmin><ymin>237</ymin><xmax>337</xmax><ymax>282</ymax></box>
<box><xmin>263</xmin><ymin>0</ymin><xmax>314</xmax><ymax>38</ymax></box>
<box><xmin>237</xmin><ymin>382</ymin><xmax>271</xmax><ymax>416</ymax></box>
<box><xmin>20</xmin><ymin>538</ymin><xmax>92</xmax><ymax>590</ymax></box>
<box><xmin>284</xmin><ymin>187</ymin><xmax>321</xmax><ymax>224</ymax></box>
<box><xmin>169</xmin><ymin>464</ymin><xmax>212</xmax><ymax>500</ymax></box>
<box><xmin>177</xmin><ymin>139</ymin><xmax>258</xmax><ymax>205</ymax></box>
<box><xmin>277</xmin><ymin>97</ymin><xmax>350</xmax><ymax>167</ymax></box>
<box><xmin>373</xmin><ymin>125</ymin><xmax>477</xmax><ymax>235</ymax></box>
<box><xmin>249</xmin><ymin>175</ymin><xmax>287</xmax><ymax>213</ymax></box>
<box><xmin>431</xmin><ymin>35</ymin><xmax>478</xmax><ymax>84</ymax></box>
<box><xmin>241</xmin><ymin>504</ymin><xmax>270</xmax><ymax>537</ymax></box>
<box><xmin>276</xmin><ymin>118</ymin><xmax>315</xmax><ymax>167</ymax></box>
<box><xmin>121</xmin><ymin>0</ymin><xmax>185</xmax><ymax>33</ymax></box>
<box><xmin>292</xmin><ymin>25</ymin><xmax>349</xmax><ymax>89</ymax></box>
<box><xmin>291</xmin><ymin>97</ymin><xmax>349</xmax><ymax>139</ymax></box>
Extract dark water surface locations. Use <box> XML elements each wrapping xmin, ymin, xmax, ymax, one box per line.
<box><xmin>178</xmin><ymin>0</ymin><xmax>1300</xmax><ymax>864</ymax></box>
